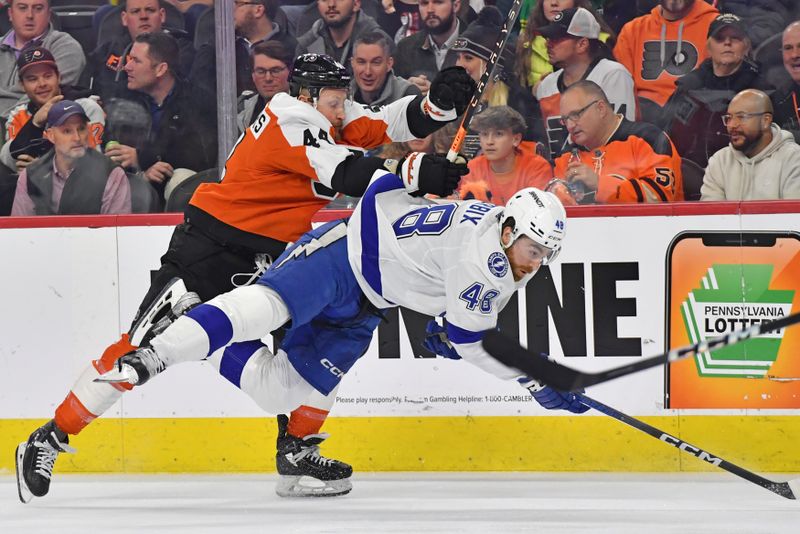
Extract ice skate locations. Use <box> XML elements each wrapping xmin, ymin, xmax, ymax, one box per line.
<box><xmin>93</xmin><ymin>346</ymin><xmax>166</xmax><ymax>385</ymax></box>
<box><xmin>274</xmin><ymin>414</ymin><xmax>353</xmax><ymax>498</ymax></box>
<box><xmin>16</xmin><ymin>420</ymin><xmax>76</xmax><ymax>503</ymax></box>
<box><xmin>129</xmin><ymin>277</ymin><xmax>200</xmax><ymax>346</ymax></box>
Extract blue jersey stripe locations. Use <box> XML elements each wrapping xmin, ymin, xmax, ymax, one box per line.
<box><xmin>360</xmin><ymin>173</ymin><xmax>403</xmax><ymax>297</ymax></box>
<box><xmin>186</xmin><ymin>303</ymin><xmax>234</xmax><ymax>355</ymax></box>
<box><xmin>218</xmin><ymin>340</ymin><xmax>264</xmax><ymax>388</ymax></box>
<box><xmin>447</xmin><ymin>323</ymin><xmax>486</xmax><ymax>345</ymax></box>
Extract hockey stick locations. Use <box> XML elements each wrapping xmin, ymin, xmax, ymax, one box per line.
<box><xmin>576</xmin><ymin>392</ymin><xmax>800</xmax><ymax>500</ymax></box>
<box><xmin>482</xmin><ymin>310</ymin><xmax>800</xmax><ymax>391</ymax></box>
<box><xmin>446</xmin><ymin>0</ymin><xmax>523</xmax><ymax>162</ymax></box>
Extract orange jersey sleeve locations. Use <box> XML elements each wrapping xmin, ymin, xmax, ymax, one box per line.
<box><xmin>5</xmin><ymin>105</ymin><xmax>31</xmax><ymax>141</ymax></box>
<box><xmin>340</xmin><ymin>95</ymin><xmax>419</xmax><ymax>149</ymax></box>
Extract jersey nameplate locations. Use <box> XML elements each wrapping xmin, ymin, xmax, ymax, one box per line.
<box><xmin>249</xmin><ymin>110</ymin><xmax>270</xmax><ymax>139</ymax></box>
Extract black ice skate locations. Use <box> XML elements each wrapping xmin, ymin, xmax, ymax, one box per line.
<box><xmin>16</xmin><ymin>420</ymin><xmax>76</xmax><ymax>503</ymax></box>
<box><xmin>128</xmin><ymin>278</ymin><xmax>200</xmax><ymax>346</ymax></box>
<box><xmin>93</xmin><ymin>346</ymin><xmax>166</xmax><ymax>386</ymax></box>
<box><xmin>275</xmin><ymin>414</ymin><xmax>353</xmax><ymax>498</ymax></box>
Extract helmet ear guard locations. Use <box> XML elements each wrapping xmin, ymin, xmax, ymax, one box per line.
<box><xmin>500</xmin><ymin>188</ymin><xmax>567</xmax><ymax>265</ymax></box>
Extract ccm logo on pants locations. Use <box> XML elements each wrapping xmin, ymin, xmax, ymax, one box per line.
<box><xmin>321</xmin><ymin>358</ymin><xmax>344</xmax><ymax>378</ymax></box>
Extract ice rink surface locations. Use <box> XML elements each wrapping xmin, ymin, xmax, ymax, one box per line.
<box><xmin>2</xmin><ymin>472</ymin><xmax>799</xmax><ymax>534</ymax></box>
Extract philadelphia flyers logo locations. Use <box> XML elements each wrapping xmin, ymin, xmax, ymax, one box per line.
<box><xmin>641</xmin><ymin>41</ymin><xmax>699</xmax><ymax>80</ymax></box>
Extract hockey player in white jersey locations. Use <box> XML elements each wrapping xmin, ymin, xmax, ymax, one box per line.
<box><xmin>97</xmin><ymin>177</ymin><xmax>587</xmax><ymax>495</ymax></box>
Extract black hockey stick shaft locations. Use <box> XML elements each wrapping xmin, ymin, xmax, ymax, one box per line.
<box><xmin>446</xmin><ymin>0</ymin><xmax>523</xmax><ymax>162</ymax></box>
<box><xmin>482</xmin><ymin>311</ymin><xmax>800</xmax><ymax>391</ymax></box>
<box><xmin>576</xmin><ymin>392</ymin><xmax>798</xmax><ymax>500</ymax></box>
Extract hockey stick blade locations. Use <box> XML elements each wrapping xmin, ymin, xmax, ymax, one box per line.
<box><xmin>482</xmin><ymin>311</ymin><xmax>800</xmax><ymax>391</ymax></box>
<box><xmin>577</xmin><ymin>393</ymin><xmax>799</xmax><ymax>500</ymax></box>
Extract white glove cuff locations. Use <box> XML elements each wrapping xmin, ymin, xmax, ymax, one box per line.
<box><xmin>519</xmin><ymin>377</ymin><xmax>546</xmax><ymax>392</ymax></box>
<box><xmin>421</xmin><ymin>94</ymin><xmax>457</xmax><ymax>122</ymax></box>
<box><xmin>400</xmin><ymin>152</ymin><xmax>424</xmax><ymax>193</ymax></box>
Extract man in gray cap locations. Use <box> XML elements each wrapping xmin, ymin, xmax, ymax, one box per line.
<box><xmin>10</xmin><ymin>99</ymin><xmax>131</xmax><ymax>215</ymax></box>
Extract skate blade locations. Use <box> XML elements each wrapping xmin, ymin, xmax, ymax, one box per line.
<box><xmin>93</xmin><ymin>365</ymin><xmax>139</xmax><ymax>385</ymax></box>
<box><xmin>275</xmin><ymin>475</ymin><xmax>352</xmax><ymax>498</ymax></box>
<box><xmin>15</xmin><ymin>442</ymin><xmax>33</xmax><ymax>504</ymax></box>
<box><xmin>129</xmin><ymin>277</ymin><xmax>188</xmax><ymax>346</ymax></box>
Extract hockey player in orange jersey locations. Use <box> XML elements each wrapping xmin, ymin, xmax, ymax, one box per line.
<box><xmin>548</xmin><ymin>80</ymin><xmax>683</xmax><ymax>204</ymax></box>
<box><xmin>16</xmin><ymin>54</ymin><xmax>476</xmax><ymax>502</ymax></box>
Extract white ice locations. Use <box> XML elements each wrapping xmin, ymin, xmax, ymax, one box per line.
<box><xmin>2</xmin><ymin>472</ymin><xmax>798</xmax><ymax>534</ymax></box>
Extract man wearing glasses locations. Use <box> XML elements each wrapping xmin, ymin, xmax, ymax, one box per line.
<box><xmin>534</xmin><ymin>7</ymin><xmax>635</xmax><ymax>160</ymax></box>
<box><xmin>548</xmin><ymin>80</ymin><xmax>683</xmax><ymax>204</ymax></box>
<box><xmin>701</xmin><ymin>89</ymin><xmax>800</xmax><ymax>201</ymax></box>
<box><xmin>234</xmin><ymin>0</ymin><xmax>296</xmax><ymax>79</ymax></box>
<box><xmin>192</xmin><ymin>0</ymin><xmax>295</xmax><ymax>96</ymax></box>
<box><xmin>236</xmin><ymin>41</ymin><xmax>292</xmax><ymax>134</ymax></box>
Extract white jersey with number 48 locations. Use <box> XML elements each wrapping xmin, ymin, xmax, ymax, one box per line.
<box><xmin>347</xmin><ymin>172</ymin><xmax>533</xmax><ymax>380</ymax></box>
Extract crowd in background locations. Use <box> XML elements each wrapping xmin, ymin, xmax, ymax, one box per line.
<box><xmin>2</xmin><ymin>0</ymin><xmax>800</xmax><ymax>216</ymax></box>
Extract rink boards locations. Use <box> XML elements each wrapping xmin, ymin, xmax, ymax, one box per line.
<box><xmin>1</xmin><ymin>203</ymin><xmax>800</xmax><ymax>474</ymax></box>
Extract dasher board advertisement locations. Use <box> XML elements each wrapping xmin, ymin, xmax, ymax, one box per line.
<box><xmin>666</xmin><ymin>232</ymin><xmax>800</xmax><ymax>408</ymax></box>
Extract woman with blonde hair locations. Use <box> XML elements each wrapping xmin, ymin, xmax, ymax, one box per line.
<box><xmin>452</xmin><ymin>6</ymin><xmax>542</xmax><ymax>158</ymax></box>
<box><xmin>516</xmin><ymin>0</ymin><xmax>616</xmax><ymax>92</ymax></box>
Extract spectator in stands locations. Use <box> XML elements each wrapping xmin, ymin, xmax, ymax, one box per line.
<box><xmin>701</xmin><ymin>89</ymin><xmax>800</xmax><ymax>200</ymax></box>
<box><xmin>106</xmin><ymin>32</ymin><xmax>216</xmax><ymax>199</ymax></box>
<box><xmin>164</xmin><ymin>0</ymin><xmax>212</xmax><ymax>38</ymax></box>
<box><xmin>614</xmin><ymin>0</ymin><xmax>718</xmax><ymax>124</ymax></box>
<box><xmin>659</xmin><ymin>14</ymin><xmax>773</xmax><ymax>168</ymax></box>
<box><xmin>516</xmin><ymin>0</ymin><xmax>615</xmax><ymax>93</ymax></box>
<box><xmin>235</xmin><ymin>0</ymin><xmax>296</xmax><ymax>92</ymax></box>
<box><xmin>84</xmin><ymin>0</ymin><xmax>194</xmax><ymax>105</ymax></box>
<box><xmin>452</xmin><ymin>6</ymin><xmax>539</xmax><ymax>159</ymax></box>
<box><xmin>377</xmin><ymin>0</ymin><xmax>422</xmax><ymax>42</ymax></box>
<box><xmin>716</xmin><ymin>0</ymin><xmax>795</xmax><ymax>50</ymax></box>
<box><xmin>0</xmin><ymin>0</ymin><xmax>86</xmax><ymax>116</ymax></box>
<box><xmin>2</xmin><ymin>46</ymin><xmax>104</xmax><ymax>172</ymax></box>
<box><xmin>236</xmin><ymin>41</ymin><xmax>292</xmax><ymax>133</ymax></box>
<box><xmin>11</xmin><ymin>99</ymin><xmax>131</xmax><ymax>215</ymax></box>
<box><xmin>296</xmin><ymin>0</ymin><xmax>381</xmax><ymax>71</ymax></box>
<box><xmin>551</xmin><ymin>80</ymin><xmax>683</xmax><ymax>204</ymax></box>
<box><xmin>534</xmin><ymin>7</ymin><xmax>635</xmax><ymax>160</ymax></box>
<box><xmin>773</xmin><ymin>21</ymin><xmax>800</xmax><ymax>143</ymax></box>
<box><xmin>350</xmin><ymin>30</ymin><xmax>419</xmax><ymax>107</ymax></box>
<box><xmin>191</xmin><ymin>0</ymin><xmax>290</xmax><ymax>97</ymax></box>
<box><xmin>235</xmin><ymin>0</ymin><xmax>296</xmax><ymax>52</ymax></box>
<box><xmin>394</xmin><ymin>0</ymin><xmax>462</xmax><ymax>95</ymax></box>
<box><xmin>457</xmin><ymin>106</ymin><xmax>553</xmax><ymax>205</ymax></box>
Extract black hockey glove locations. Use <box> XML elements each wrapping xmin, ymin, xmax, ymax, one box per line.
<box><xmin>397</xmin><ymin>152</ymin><xmax>469</xmax><ymax>197</ymax></box>
<box><xmin>428</xmin><ymin>66</ymin><xmax>476</xmax><ymax>117</ymax></box>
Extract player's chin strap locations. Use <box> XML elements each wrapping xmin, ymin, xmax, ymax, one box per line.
<box><xmin>230</xmin><ymin>253</ymin><xmax>273</xmax><ymax>288</ymax></box>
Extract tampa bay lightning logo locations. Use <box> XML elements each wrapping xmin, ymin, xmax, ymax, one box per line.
<box><xmin>488</xmin><ymin>252</ymin><xmax>508</xmax><ymax>278</ymax></box>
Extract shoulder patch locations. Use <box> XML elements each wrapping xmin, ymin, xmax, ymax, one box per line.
<box><xmin>487</xmin><ymin>251</ymin><xmax>508</xmax><ymax>278</ymax></box>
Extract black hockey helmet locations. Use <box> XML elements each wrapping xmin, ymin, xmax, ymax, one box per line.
<box><xmin>289</xmin><ymin>53</ymin><xmax>351</xmax><ymax>99</ymax></box>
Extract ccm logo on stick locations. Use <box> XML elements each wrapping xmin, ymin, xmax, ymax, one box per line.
<box><xmin>659</xmin><ymin>434</ymin><xmax>722</xmax><ymax>466</ymax></box>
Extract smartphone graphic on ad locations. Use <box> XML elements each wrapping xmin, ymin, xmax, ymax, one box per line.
<box><xmin>666</xmin><ymin>232</ymin><xmax>800</xmax><ymax>409</ymax></box>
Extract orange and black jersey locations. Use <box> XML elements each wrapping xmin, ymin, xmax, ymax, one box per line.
<box><xmin>187</xmin><ymin>92</ymin><xmax>429</xmax><ymax>251</ymax></box>
<box><xmin>554</xmin><ymin>118</ymin><xmax>684</xmax><ymax>203</ymax></box>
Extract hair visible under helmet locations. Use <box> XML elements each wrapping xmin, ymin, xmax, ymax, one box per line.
<box><xmin>289</xmin><ymin>53</ymin><xmax>351</xmax><ymax>100</ymax></box>
<box><xmin>500</xmin><ymin>187</ymin><xmax>566</xmax><ymax>265</ymax></box>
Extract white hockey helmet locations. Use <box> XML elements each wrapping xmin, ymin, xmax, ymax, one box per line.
<box><xmin>499</xmin><ymin>187</ymin><xmax>566</xmax><ymax>264</ymax></box>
